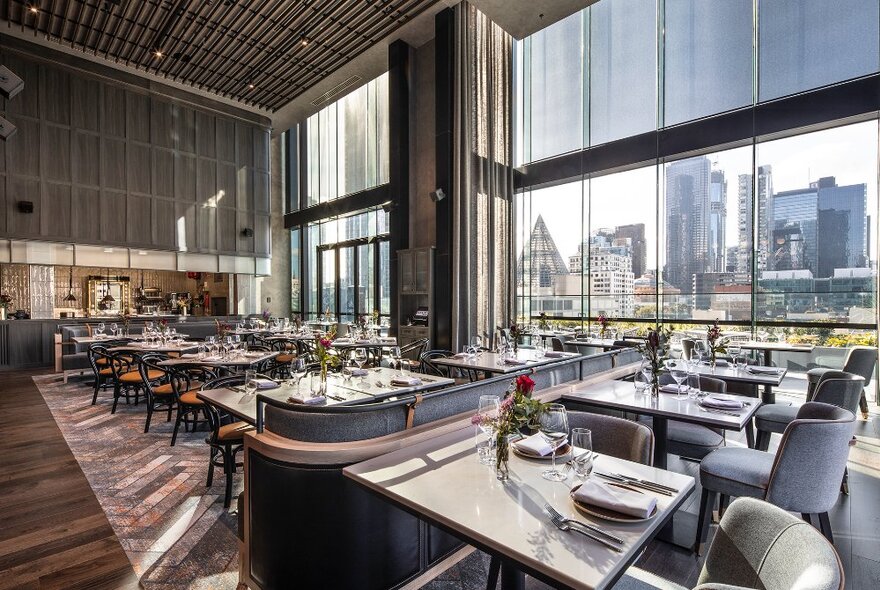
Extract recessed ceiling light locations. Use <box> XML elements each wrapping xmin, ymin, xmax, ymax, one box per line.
<box><xmin>248</xmin><ymin>83</ymin><xmax>255</xmax><ymax>90</ymax></box>
<box><xmin>28</xmin><ymin>5</ymin><xmax>39</xmax><ymax>13</ymax></box>
<box><xmin>299</xmin><ymin>32</ymin><xmax>310</xmax><ymax>47</ymax></box>
<box><xmin>154</xmin><ymin>50</ymin><xmax>164</xmax><ymax>58</ymax></box>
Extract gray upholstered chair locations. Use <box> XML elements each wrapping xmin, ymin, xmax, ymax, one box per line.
<box><xmin>696</xmin><ymin>402</ymin><xmax>855</xmax><ymax>552</ymax></box>
<box><xmin>567</xmin><ymin>412</ymin><xmax>654</xmax><ymax>465</ymax></box>
<box><xmin>807</xmin><ymin>346</ymin><xmax>876</xmax><ymax>418</ymax></box>
<box><xmin>755</xmin><ymin>371</ymin><xmax>864</xmax><ymax>451</ymax></box>
<box><xmin>680</xmin><ymin>338</ymin><xmax>695</xmax><ymax>360</ymax></box>
<box><xmin>613</xmin><ymin>497</ymin><xmax>844</xmax><ymax>590</ymax></box>
<box><xmin>551</xmin><ymin>337</ymin><xmax>565</xmax><ymax>352</ymax></box>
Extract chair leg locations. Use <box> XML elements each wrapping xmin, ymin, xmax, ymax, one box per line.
<box><xmin>859</xmin><ymin>391</ymin><xmax>869</xmax><ymax>419</ymax></box>
<box><xmin>755</xmin><ymin>428</ymin><xmax>771</xmax><ymax>452</ymax></box>
<box><xmin>144</xmin><ymin>403</ymin><xmax>153</xmax><ymax>433</ymax></box>
<box><xmin>167</xmin><ymin>403</ymin><xmax>173</xmax><ymax>422</ymax></box>
<box><xmin>745</xmin><ymin>421</ymin><xmax>755</xmax><ymax>449</ymax></box>
<box><xmin>223</xmin><ymin>447</ymin><xmax>234</xmax><ymax>509</ymax></box>
<box><xmin>171</xmin><ymin>406</ymin><xmax>185</xmax><ymax>446</ymax></box>
<box><xmin>486</xmin><ymin>555</ymin><xmax>500</xmax><ymax>590</ymax></box>
<box><xmin>841</xmin><ymin>467</ymin><xmax>850</xmax><ymax>495</ymax></box>
<box><xmin>802</xmin><ymin>513</ymin><xmax>814</xmax><ymax>525</ymax></box>
<box><xmin>694</xmin><ymin>488</ymin><xmax>717</xmax><ymax>555</ymax></box>
<box><xmin>206</xmin><ymin>448</ymin><xmax>216</xmax><ymax>487</ymax></box>
<box><xmin>111</xmin><ymin>384</ymin><xmax>121</xmax><ymax>414</ymax></box>
<box><xmin>818</xmin><ymin>512</ymin><xmax>834</xmax><ymax>544</ymax></box>
<box><xmin>91</xmin><ymin>379</ymin><xmax>101</xmax><ymax>405</ymax></box>
<box><xmin>718</xmin><ymin>494</ymin><xmax>729</xmax><ymax>520</ymax></box>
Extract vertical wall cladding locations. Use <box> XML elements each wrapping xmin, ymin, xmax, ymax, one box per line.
<box><xmin>0</xmin><ymin>49</ymin><xmax>271</xmax><ymax>257</ymax></box>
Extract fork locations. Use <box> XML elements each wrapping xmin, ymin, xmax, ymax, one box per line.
<box><xmin>544</xmin><ymin>504</ymin><xmax>624</xmax><ymax>544</ymax></box>
<box><xmin>546</xmin><ymin>511</ymin><xmax>623</xmax><ymax>552</ymax></box>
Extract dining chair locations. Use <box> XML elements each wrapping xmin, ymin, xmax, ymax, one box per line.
<box><xmin>108</xmin><ymin>350</ymin><xmax>162</xmax><ymax>414</ymax></box>
<box><xmin>615</xmin><ymin>497</ymin><xmax>844</xmax><ymax>590</ymax></box>
<box><xmin>755</xmin><ymin>371</ymin><xmax>864</xmax><ymax>451</ymax></box>
<box><xmin>201</xmin><ymin>375</ymin><xmax>256</xmax><ymax>509</ymax></box>
<box><xmin>807</xmin><ymin>346</ymin><xmax>876</xmax><ymax>419</ymax></box>
<box><xmin>680</xmin><ymin>338</ymin><xmax>695</xmax><ymax>360</ymax></box>
<box><xmin>87</xmin><ymin>342</ymin><xmax>126</xmax><ymax>405</ymax></box>
<box><xmin>419</xmin><ymin>350</ymin><xmax>454</xmax><ymax>377</ymax></box>
<box><xmin>695</xmin><ymin>402</ymin><xmax>855</xmax><ymax>553</ymax></box>
<box><xmin>550</xmin><ymin>337</ymin><xmax>565</xmax><ymax>352</ymax></box>
<box><xmin>138</xmin><ymin>352</ymin><xmax>175</xmax><ymax>434</ymax></box>
<box><xmin>169</xmin><ymin>366</ymin><xmax>212</xmax><ymax>446</ymax></box>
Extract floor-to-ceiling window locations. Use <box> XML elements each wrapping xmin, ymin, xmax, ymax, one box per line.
<box><xmin>514</xmin><ymin>0</ymin><xmax>879</xmax><ymax>350</ymax></box>
<box><xmin>284</xmin><ymin>73</ymin><xmax>391</xmax><ymax>321</ymax></box>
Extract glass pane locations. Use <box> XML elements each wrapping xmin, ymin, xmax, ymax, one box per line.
<box><xmin>664</xmin><ymin>0</ymin><xmax>753</xmax><ymax>126</ymax></box>
<box><xmin>379</xmin><ymin>241</ymin><xmax>390</xmax><ymax>315</ymax></box>
<box><xmin>755</xmin><ymin>121</ymin><xmax>877</xmax><ymax>325</ymax></box>
<box><xmin>339</xmin><ymin>248</ymin><xmax>355</xmax><ymax>321</ymax></box>
<box><xmin>320</xmin><ymin>249</ymin><xmax>336</xmax><ymax>317</ymax></box>
<box><xmin>660</xmin><ymin>146</ymin><xmax>753</xmax><ymax>321</ymax></box>
<box><xmin>589</xmin><ymin>166</ymin><xmax>657</xmax><ymax>321</ymax></box>
<box><xmin>590</xmin><ymin>0</ymin><xmax>657</xmax><ymax>146</ymax></box>
<box><xmin>306</xmin><ymin>224</ymin><xmax>319</xmax><ymax>318</ymax></box>
<box><xmin>358</xmin><ymin>244</ymin><xmax>375</xmax><ymax>316</ymax></box>
<box><xmin>519</xmin><ymin>10</ymin><xmax>586</xmax><ymax>163</ymax></box>
<box><xmin>759</xmin><ymin>0</ymin><xmax>880</xmax><ymax>101</ymax></box>
<box><xmin>290</xmin><ymin>228</ymin><xmax>301</xmax><ymax>313</ymax></box>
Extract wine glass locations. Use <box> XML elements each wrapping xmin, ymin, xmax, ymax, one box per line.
<box><xmin>110</xmin><ymin>323</ymin><xmax>118</xmax><ymax>336</ymax></box>
<box><xmin>539</xmin><ymin>404</ymin><xmax>569</xmax><ymax>481</ymax></box>
<box><xmin>244</xmin><ymin>370</ymin><xmax>258</xmax><ymax>396</ymax></box>
<box><xmin>97</xmin><ymin>322</ymin><xmax>105</xmax><ymax>336</ymax></box>
<box><xmin>353</xmin><ymin>348</ymin><xmax>368</xmax><ymax>376</ymax></box>
<box><xmin>668</xmin><ymin>360</ymin><xmax>689</xmax><ymax>400</ymax></box>
<box><xmin>571</xmin><ymin>428</ymin><xmax>594</xmax><ymax>479</ymax></box>
<box><xmin>290</xmin><ymin>358</ymin><xmax>307</xmax><ymax>388</ymax></box>
<box><xmin>728</xmin><ymin>345</ymin><xmax>742</xmax><ymax>370</ymax></box>
<box><xmin>390</xmin><ymin>346</ymin><xmax>403</xmax><ymax>376</ymax></box>
<box><xmin>476</xmin><ymin>395</ymin><xmax>500</xmax><ymax>465</ymax></box>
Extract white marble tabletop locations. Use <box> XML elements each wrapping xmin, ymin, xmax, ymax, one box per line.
<box><xmin>158</xmin><ymin>350</ymin><xmax>279</xmax><ymax>367</ymax></box>
<box><xmin>433</xmin><ymin>349</ymin><xmax>581</xmax><ymax>374</ymax></box>
<box><xmin>737</xmin><ymin>341</ymin><xmax>815</xmax><ymax>353</ymax></box>
<box><xmin>690</xmin><ymin>361</ymin><xmax>786</xmax><ymax>386</ymax></box>
<box><xmin>108</xmin><ymin>340</ymin><xmax>201</xmax><ymax>353</ymax></box>
<box><xmin>344</xmin><ymin>427</ymin><xmax>694</xmax><ymax>590</ymax></box>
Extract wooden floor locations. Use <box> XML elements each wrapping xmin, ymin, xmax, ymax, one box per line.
<box><xmin>0</xmin><ymin>370</ymin><xmax>138</xmax><ymax>590</ymax></box>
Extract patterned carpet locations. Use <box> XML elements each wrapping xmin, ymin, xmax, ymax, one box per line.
<box><xmin>33</xmin><ymin>375</ymin><xmax>241</xmax><ymax>590</ymax></box>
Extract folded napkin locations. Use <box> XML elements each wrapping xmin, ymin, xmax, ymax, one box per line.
<box><xmin>703</xmin><ymin>359</ymin><xmax>729</xmax><ymax>367</ymax></box>
<box><xmin>452</xmin><ymin>352</ymin><xmax>470</xmax><ymax>359</ymax></box>
<box><xmin>252</xmin><ymin>378</ymin><xmax>280</xmax><ymax>390</ymax></box>
<box><xmin>380</xmin><ymin>338</ymin><xmax>397</xmax><ymax>343</ymax></box>
<box><xmin>181</xmin><ymin>353</ymin><xmax>199</xmax><ymax>359</ymax></box>
<box><xmin>513</xmin><ymin>433</ymin><xmax>554</xmax><ymax>457</ymax></box>
<box><xmin>503</xmin><ymin>358</ymin><xmax>526</xmax><ymax>366</ymax></box>
<box><xmin>543</xmin><ymin>351</ymin><xmax>565</xmax><ymax>358</ymax></box>
<box><xmin>351</xmin><ymin>368</ymin><xmax>369</xmax><ymax>376</ymax></box>
<box><xmin>701</xmin><ymin>394</ymin><xmax>744</xmax><ymax>410</ymax></box>
<box><xmin>746</xmin><ymin>366</ymin><xmax>781</xmax><ymax>374</ymax></box>
<box><xmin>356</xmin><ymin>339</ymin><xmax>373</xmax><ymax>344</ymax></box>
<box><xmin>573</xmin><ymin>480</ymin><xmax>657</xmax><ymax>519</ymax></box>
<box><xmin>659</xmin><ymin>384</ymin><xmax>688</xmax><ymax>394</ymax></box>
<box><xmin>391</xmin><ymin>376</ymin><xmax>423</xmax><ymax>386</ymax></box>
<box><xmin>287</xmin><ymin>394</ymin><xmax>326</xmax><ymax>405</ymax></box>
<box><xmin>334</xmin><ymin>338</ymin><xmax>352</xmax><ymax>344</ymax></box>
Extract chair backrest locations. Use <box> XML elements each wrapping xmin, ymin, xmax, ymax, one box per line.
<box><xmin>335</xmin><ymin>322</ymin><xmax>349</xmax><ymax>337</ymax></box>
<box><xmin>566</xmin><ymin>411</ymin><xmax>654</xmax><ymax>466</ymax></box>
<box><xmin>766</xmin><ymin>402</ymin><xmax>855</xmax><ymax>514</ymax></box>
<box><xmin>680</xmin><ymin>338</ymin><xmax>695</xmax><ymax>360</ymax></box>
<box><xmin>842</xmin><ymin>346</ymin><xmax>877</xmax><ymax>384</ymax></box>
<box><xmin>810</xmin><ymin>371</ymin><xmax>865</xmax><ymax>415</ymax></box>
<box><xmin>420</xmin><ymin>350</ymin><xmax>453</xmax><ymax>376</ymax></box>
<box><xmin>138</xmin><ymin>352</ymin><xmax>170</xmax><ymax>390</ymax></box>
<box><xmin>698</xmin><ymin>497</ymin><xmax>843</xmax><ymax>590</ymax></box>
<box><xmin>550</xmin><ymin>337</ymin><xmax>565</xmax><ymax>352</ymax></box>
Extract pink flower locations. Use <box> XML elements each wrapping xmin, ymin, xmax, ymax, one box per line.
<box><xmin>319</xmin><ymin>338</ymin><xmax>333</xmax><ymax>349</ymax></box>
<box><xmin>471</xmin><ymin>414</ymin><xmax>484</xmax><ymax>426</ymax></box>
<box><xmin>500</xmin><ymin>396</ymin><xmax>515</xmax><ymax>412</ymax></box>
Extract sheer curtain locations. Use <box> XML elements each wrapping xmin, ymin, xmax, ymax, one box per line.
<box><xmin>453</xmin><ymin>3</ymin><xmax>514</xmax><ymax>350</ymax></box>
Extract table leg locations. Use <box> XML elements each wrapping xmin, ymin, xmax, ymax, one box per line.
<box><xmin>762</xmin><ymin>350</ymin><xmax>775</xmax><ymax>404</ymax></box>
<box><xmin>652</xmin><ymin>416</ymin><xmax>668</xmax><ymax>470</ymax></box>
<box><xmin>500</xmin><ymin>562</ymin><xmax>525</xmax><ymax>590</ymax></box>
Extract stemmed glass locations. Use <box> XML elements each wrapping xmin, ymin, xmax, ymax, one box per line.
<box><xmin>390</xmin><ymin>346</ymin><xmax>403</xmax><ymax>376</ymax></box>
<box><xmin>289</xmin><ymin>358</ymin><xmax>307</xmax><ymax>388</ymax></box>
<box><xmin>110</xmin><ymin>323</ymin><xmax>118</xmax><ymax>337</ymax></box>
<box><xmin>668</xmin><ymin>360</ymin><xmax>689</xmax><ymax>400</ymax></box>
<box><xmin>476</xmin><ymin>395</ymin><xmax>500</xmax><ymax>465</ymax></box>
<box><xmin>728</xmin><ymin>345</ymin><xmax>742</xmax><ymax>371</ymax></box>
<box><xmin>97</xmin><ymin>322</ymin><xmax>105</xmax><ymax>336</ymax></box>
<box><xmin>244</xmin><ymin>370</ymin><xmax>258</xmax><ymax>396</ymax></box>
<box><xmin>539</xmin><ymin>404</ymin><xmax>569</xmax><ymax>481</ymax></box>
<box><xmin>353</xmin><ymin>349</ymin><xmax>368</xmax><ymax>383</ymax></box>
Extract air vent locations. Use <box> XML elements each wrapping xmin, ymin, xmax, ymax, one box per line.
<box><xmin>310</xmin><ymin>76</ymin><xmax>363</xmax><ymax>107</ymax></box>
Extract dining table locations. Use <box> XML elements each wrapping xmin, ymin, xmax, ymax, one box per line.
<box><xmin>344</xmin><ymin>426</ymin><xmax>694</xmax><ymax>590</ymax></box>
<box><xmin>737</xmin><ymin>341</ymin><xmax>813</xmax><ymax>403</ymax></box>
<box><xmin>566</xmin><ymin>339</ymin><xmax>626</xmax><ymax>353</ymax></box>
<box><xmin>690</xmin><ymin>359</ymin><xmax>787</xmax><ymax>404</ymax></box>
<box><xmin>196</xmin><ymin>367</ymin><xmax>455</xmax><ymax>425</ymax></box>
<box><xmin>157</xmin><ymin>350</ymin><xmax>280</xmax><ymax>371</ymax></box>
<box><xmin>432</xmin><ymin>349</ymin><xmax>581</xmax><ymax>380</ymax></box>
<box><xmin>108</xmin><ymin>340</ymin><xmax>201</xmax><ymax>354</ymax></box>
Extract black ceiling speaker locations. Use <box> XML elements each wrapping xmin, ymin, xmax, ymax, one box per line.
<box><xmin>0</xmin><ymin>116</ymin><xmax>16</xmax><ymax>141</ymax></box>
<box><xmin>241</xmin><ymin>228</ymin><xmax>254</xmax><ymax>237</ymax></box>
<box><xmin>429</xmin><ymin>188</ymin><xmax>446</xmax><ymax>202</ymax></box>
<box><xmin>18</xmin><ymin>201</ymin><xmax>34</xmax><ymax>214</ymax></box>
<box><xmin>0</xmin><ymin>66</ymin><xmax>23</xmax><ymax>100</ymax></box>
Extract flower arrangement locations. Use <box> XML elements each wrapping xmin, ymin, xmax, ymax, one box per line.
<box><xmin>315</xmin><ymin>328</ymin><xmax>340</xmax><ymax>380</ymax></box>
<box><xmin>471</xmin><ymin>374</ymin><xmax>547</xmax><ymax>479</ymax></box>
<box><xmin>357</xmin><ymin>315</ymin><xmax>368</xmax><ymax>329</ymax></box>
<box><xmin>537</xmin><ymin>312</ymin><xmax>549</xmax><ymax>331</ymax></box>
<box><xmin>706</xmin><ymin>319</ymin><xmax>727</xmax><ymax>365</ymax></box>
<box><xmin>261</xmin><ymin>309</ymin><xmax>271</xmax><ymax>323</ymax></box>
<box><xmin>158</xmin><ymin>318</ymin><xmax>169</xmax><ymax>334</ymax></box>
<box><xmin>0</xmin><ymin>294</ymin><xmax>12</xmax><ymax>309</ymax></box>
<box><xmin>214</xmin><ymin>319</ymin><xmax>233</xmax><ymax>339</ymax></box>
<box><xmin>121</xmin><ymin>311</ymin><xmax>131</xmax><ymax>334</ymax></box>
<box><xmin>597</xmin><ymin>312</ymin><xmax>611</xmax><ymax>338</ymax></box>
<box><xmin>372</xmin><ymin>309</ymin><xmax>380</xmax><ymax>324</ymax></box>
<box><xmin>637</xmin><ymin>325</ymin><xmax>673</xmax><ymax>394</ymax></box>
<box><xmin>507</xmin><ymin>323</ymin><xmax>523</xmax><ymax>352</ymax></box>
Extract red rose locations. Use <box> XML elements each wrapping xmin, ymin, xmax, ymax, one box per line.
<box><xmin>515</xmin><ymin>374</ymin><xmax>535</xmax><ymax>395</ymax></box>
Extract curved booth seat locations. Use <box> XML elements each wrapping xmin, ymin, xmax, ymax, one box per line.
<box><xmin>239</xmin><ymin>351</ymin><xmax>637</xmax><ymax>590</ymax></box>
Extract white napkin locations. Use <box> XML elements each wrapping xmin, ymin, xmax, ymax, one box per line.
<box><xmin>181</xmin><ymin>353</ymin><xmax>199</xmax><ymax>359</ymax></box>
<box><xmin>391</xmin><ymin>376</ymin><xmax>422</xmax><ymax>386</ymax></box>
<box><xmin>202</xmin><ymin>356</ymin><xmax>221</xmax><ymax>361</ymax></box>
<box><xmin>701</xmin><ymin>394</ymin><xmax>744</xmax><ymax>409</ymax></box>
<box><xmin>287</xmin><ymin>393</ymin><xmax>325</xmax><ymax>405</ymax></box>
<box><xmin>253</xmin><ymin>378</ymin><xmax>279</xmax><ymax>390</ymax></box>
<box><xmin>703</xmin><ymin>359</ymin><xmax>729</xmax><ymax>367</ymax></box>
<box><xmin>513</xmin><ymin>433</ymin><xmax>554</xmax><ymax>457</ymax></box>
<box><xmin>659</xmin><ymin>384</ymin><xmax>687</xmax><ymax>394</ymax></box>
<box><xmin>573</xmin><ymin>479</ymin><xmax>657</xmax><ymax>519</ymax></box>
<box><xmin>351</xmin><ymin>368</ymin><xmax>369</xmax><ymax>376</ymax></box>
<box><xmin>452</xmin><ymin>352</ymin><xmax>469</xmax><ymax>359</ymax></box>
<box><xmin>334</xmin><ymin>338</ymin><xmax>352</xmax><ymax>344</ymax></box>
<box><xmin>503</xmin><ymin>358</ymin><xmax>526</xmax><ymax>366</ymax></box>
<box><xmin>356</xmin><ymin>339</ymin><xmax>372</xmax><ymax>344</ymax></box>
<box><xmin>747</xmin><ymin>366</ymin><xmax>781</xmax><ymax>374</ymax></box>
<box><xmin>544</xmin><ymin>351</ymin><xmax>564</xmax><ymax>358</ymax></box>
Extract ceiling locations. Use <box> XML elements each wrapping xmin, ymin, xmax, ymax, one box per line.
<box><xmin>0</xmin><ymin>0</ymin><xmax>441</xmax><ymax>112</ymax></box>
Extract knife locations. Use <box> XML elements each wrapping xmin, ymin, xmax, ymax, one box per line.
<box><xmin>594</xmin><ymin>472</ymin><xmax>673</xmax><ymax>496</ymax></box>
<box><xmin>611</xmin><ymin>472</ymin><xmax>679</xmax><ymax>494</ymax></box>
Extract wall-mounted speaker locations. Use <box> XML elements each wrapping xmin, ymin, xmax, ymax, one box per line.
<box><xmin>0</xmin><ymin>66</ymin><xmax>24</xmax><ymax>100</ymax></box>
<box><xmin>429</xmin><ymin>188</ymin><xmax>446</xmax><ymax>202</ymax></box>
<box><xmin>381</xmin><ymin>201</ymin><xmax>396</xmax><ymax>213</ymax></box>
<box><xmin>0</xmin><ymin>115</ymin><xmax>17</xmax><ymax>141</ymax></box>
<box><xmin>18</xmin><ymin>201</ymin><xmax>34</xmax><ymax>214</ymax></box>
<box><xmin>241</xmin><ymin>228</ymin><xmax>254</xmax><ymax>237</ymax></box>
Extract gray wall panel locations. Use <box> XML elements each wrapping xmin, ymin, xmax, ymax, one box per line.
<box><xmin>71</xmin><ymin>77</ymin><xmax>100</xmax><ymax>131</ymax></box>
<box><xmin>127</xmin><ymin>92</ymin><xmax>151</xmax><ymax>143</ymax></box>
<box><xmin>44</xmin><ymin>183</ymin><xmax>71</xmax><ymax>237</ymax></box>
<box><xmin>44</xmin><ymin>125</ymin><xmax>71</xmax><ymax>183</ymax></box>
<box><xmin>102</xmin><ymin>86</ymin><xmax>126</xmax><ymax>137</ymax></box>
<box><xmin>41</xmin><ymin>67</ymin><xmax>70</xmax><ymax>125</ymax></box>
<box><xmin>102</xmin><ymin>138</ymin><xmax>126</xmax><ymax>190</ymax></box>
<box><xmin>100</xmin><ymin>191</ymin><xmax>127</xmax><ymax>243</ymax></box>
<box><xmin>72</xmin><ymin>132</ymin><xmax>100</xmax><ymax>187</ymax></box>
<box><xmin>217</xmin><ymin>207</ymin><xmax>236</xmax><ymax>252</ymax></box>
<box><xmin>128</xmin><ymin>143</ymin><xmax>152</xmax><ymax>194</ymax></box>
<box><xmin>127</xmin><ymin>195</ymin><xmax>152</xmax><ymax>245</ymax></box>
<box><xmin>71</xmin><ymin>187</ymin><xmax>100</xmax><ymax>240</ymax></box>
<box><xmin>174</xmin><ymin>153</ymin><xmax>196</xmax><ymax>202</ymax></box>
<box><xmin>8</xmin><ymin>117</ymin><xmax>40</xmax><ymax>177</ymax></box>
<box><xmin>8</xmin><ymin>177</ymin><xmax>40</xmax><ymax>234</ymax></box>
<box><xmin>152</xmin><ymin>149</ymin><xmax>174</xmax><ymax>198</ymax></box>
<box><xmin>177</xmin><ymin>106</ymin><xmax>196</xmax><ymax>153</ymax></box>
<box><xmin>153</xmin><ymin>198</ymin><xmax>176</xmax><ymax>248</ymax></box>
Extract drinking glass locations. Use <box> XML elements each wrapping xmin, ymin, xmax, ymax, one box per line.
<box><xmin>476</xmin><ymin>395</ymin><xmax>500</xmax><ymax>465</ymax></box>
<box><xmin>471</xmin><ymin>336</ymin><xmax>482</xmax><ymax>351</ymax></box>
<box><xmin>539</xmin><ymin>404</ymin><xmax>569</xmax><ymax>482</ymax></box>
<box><xmin>633</xmin><ymin>368</ymin><xmax>650</xmax><ymax>394</ymax></box>
<box><xmin>390</xmin><ymin>346</ymin><xmax>403</xmax><ymax>376</ymax></box>
<box><xmin>341</xmin><ymin>361</ymin><xmax>353</xmax><ymax>383</ymax></box>
<box><xmin>291</xmin><ymin>358</ymin><xmax>307</xmax><ymax>387</ymax></box>
<box><xmin>309</xmin><ymin>371</ymin><xmax>325</xmax><ymax>397</ymax></box>
<box><xmin>728</xmin><ymin>345</ymin><xmax>742</xmax><ymax>370</ymax></box>
<box><xmin>687</xmin><ymin>371</ymin><xmax>701</xmax><ymax>399</ymax></box>
<box><xmin>244</xmin><ymin>370</ymin><xmax>258</xmax><ymax>396</ymax></box>
<box><xmin>668</xmin><ymin>360</ymin><xmax>689</xmax><ymax>400</ymax></box>
<box><xmin>197</xmin><ymin>345</ymin><xmax>206</xmax><ymax>359</ymax></box>
<box><xmin>97</xmin><ymin>322</ymin><xmax>105</xmax><ymax>335</ymax></box>
<box><xmin>110</xmin><ymin>323</ymin><xmax>118</xmax><ymax>336</ymax></box>
<box><xmin>571</xmin><ymin>428</ymin><xmax>594</xmax><ymax>478</ymax></box>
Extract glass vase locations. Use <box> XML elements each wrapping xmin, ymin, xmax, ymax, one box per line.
<box><xmin>495</xmin><ymin>436</ymin><xmax>509</xmax><ymax>481</ymax></box>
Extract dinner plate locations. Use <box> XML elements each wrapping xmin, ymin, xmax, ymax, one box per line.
<box><xmin>569</xmin><ymin>483</ymin><xmax>658</xmax><ymax>523</ymax></box>
<box><xmin>511</xmin><ymin>442</ymin><xmax>572</xmax><ymax>461</ymax></box>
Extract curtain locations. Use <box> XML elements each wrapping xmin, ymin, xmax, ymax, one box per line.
<box><xmin>453</xmin><ymin>3</ymin><xmax>514</xmax><ymax>350</ymax></box>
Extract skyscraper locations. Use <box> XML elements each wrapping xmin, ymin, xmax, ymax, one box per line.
<box><xmin>615</xmin><ymin>223</ymin><xmax>647</xmax><ymax>278</ymax></box>
<box><xmin>769</xmin><ymin>187</ymin><xmax>818</xmax><ymax>274</ymax></box>
<box><xmin>664</xmin><ymin>156</ymin><xmax>710</xmax><ymax>293</ymax></box>
<box><xmin>708</xmin><ymin>168</ymin><xmax>727</xmax><ymax>272</ymax></box>
<box><xmin>736</xmin><ymin>165</ymin><xmax>773</xmax><ymax>273</ymax></box>
<box><xmin>516</xmin><ymin>215</ymin><xmax>570</xmax><ymax>289</ymax></box>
